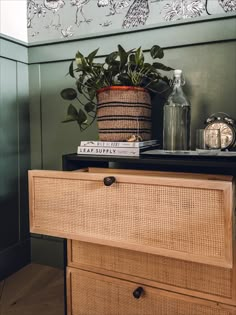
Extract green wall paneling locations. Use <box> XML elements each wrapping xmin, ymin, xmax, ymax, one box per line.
<box><xmin>0</xmin><ymin>57</ymin><xmax>19</xmax><ymax>250</ymax></box>
<box><xmin>17</xmin><ymin>62</ymin><xmax>30</xmax><ymax>240</ymax></box>
<box><xmin>28</xmin><ymin>64</ymin><xmax>43</xmax><ymax>169</ymax></box>
<box><xmin>31</xmin><ymin>235</ymin><xmax>64</xmax><ymax>269</ymax></box>
<box><xmin>163</xmin><ymin>41</ymin><xmax>236</xmax><ymax>147</ymax></box>
<box><xmin>0</xmin><ymin>36</ymin><xmax>28</xmax><ymax>64</ymax></box>
<box><xmin>40</xmin><ymin>62</ymin><xmax>98</xmax><ymax>170</ymax></box>
<box><xmin>0</xmin><ymin>37</ymin><xmax>30</xmax><ymax>279</ymax></box>
<box><xmin>29</xmin><ymin>61</ymin><xmax>98</xmax><ymax>171</ymax></box>
<box><xmin>0</xmin><ymin>239</ymin><xmax>30</xmax><ymax>281</ymax></box>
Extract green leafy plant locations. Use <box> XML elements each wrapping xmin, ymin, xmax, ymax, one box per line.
<box><xmin>61</xmin><ymin>44</ymin><xmax>173</xmax><ymax>131</ymax></box>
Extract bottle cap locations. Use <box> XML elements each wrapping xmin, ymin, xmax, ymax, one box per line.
<box><xmin>174</xmin><ymin>69</ymin><xmax>182</xmax><ymax>76</ymax></box>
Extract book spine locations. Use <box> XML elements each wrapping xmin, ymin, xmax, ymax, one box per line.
<box><xmin>80</xmin><ymin>140</ymin><xmax>157</xmax><ymax>148</ymax></box>
<box><xmin>77</xmin><ymin>146</ymin><xmax>139</xmax><ymax>156</ymax></box>
<box><xmin>80</xmin><ymin>141</ymin><xmax>138</xmax><ymax>148</ymax></box>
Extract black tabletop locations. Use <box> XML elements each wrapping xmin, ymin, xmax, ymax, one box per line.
<box><xmin>62</xmin><ymin>152</ymin><xmax>236</xmax><ymax>175</ymax></box>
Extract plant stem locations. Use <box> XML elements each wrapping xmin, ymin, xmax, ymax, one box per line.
<box><xmin>81</xmin><ymin>89</ymin><xmax>97</xmax><ymax>105</ymax></box>
<box><xmin>76</xmin><ymin>97</ymin><xmax>86</xmax><ymax>106</ymax></box>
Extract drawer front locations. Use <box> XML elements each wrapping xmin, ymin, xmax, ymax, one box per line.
<box><xmin>67</xmin><ymin>268</ymin><xmax>236</xmax><ymax>315</ymax></box>
<box><xmin>69</xmin><ymin>240</ymin><xmax>235</xmax><ymax>304</ymax></box>
<box><xmin>29</xmin><ymin>169</ymin><xmax>233</xmax><ymax>267</ymax></box>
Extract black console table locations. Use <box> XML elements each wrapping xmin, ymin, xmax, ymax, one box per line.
<box><xmin>63</xmin><ymin>153</ymin><xmax>236</xmax><ymax>175</ymax></box>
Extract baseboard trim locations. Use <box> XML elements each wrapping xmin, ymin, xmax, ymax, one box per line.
<box><xmin>0</xmin><ymin>239</ymin><xmax>31</xmax><ymax>281</ymax></box>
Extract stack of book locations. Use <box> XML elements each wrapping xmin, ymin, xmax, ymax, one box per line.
<box><xmin>77</xmin><ymin>140</ymin><xmax>159</xmax><ymax>157</ymax></box>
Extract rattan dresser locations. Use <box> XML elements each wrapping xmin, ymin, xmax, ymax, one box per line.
<box><xmin>28</xmin><ymin>154</ymin><xmax>236</xmax><ymax>315</ymax></box>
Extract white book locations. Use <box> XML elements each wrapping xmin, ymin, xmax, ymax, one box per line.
<box><xmin>80</xmin><ymin>139</ymin><xmax>158</xmax><ymax>148</ymax></box>
<box><xmin>77</xmin><ymin>145</ymin><xmax>152</xmax><ymax>156</ymax></box>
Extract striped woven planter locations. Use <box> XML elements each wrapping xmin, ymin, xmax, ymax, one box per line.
<box><xmin>96</xmin><ymin>86</ymin><xmax>152</xmax><ymax>141</ymax></box>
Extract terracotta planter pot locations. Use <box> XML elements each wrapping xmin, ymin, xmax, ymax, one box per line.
<box><xmin>96</xmin><ymin>86</ymin><xmax>152</xmax><ymax>141</ymax></box>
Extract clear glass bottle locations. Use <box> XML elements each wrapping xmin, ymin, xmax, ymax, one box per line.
<box><xmin>163</xmin><ymin>69</ymin><xmax>191</xmax><ymax>151</ymax></box>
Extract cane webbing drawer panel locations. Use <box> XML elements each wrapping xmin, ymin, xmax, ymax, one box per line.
<box><xmin>67</xmin><ymin>268</ymin><xmax>236</xmax><ymax>315</ymax></box>
<box><xmin>69</xmin><ymin>240</ymin><xmax>235</xmax><ymax>302</ymax></box>
<box><xmin>29</xmin><ymin>169</ymin><xmax>233</xmax><ymax>267</ymax></box>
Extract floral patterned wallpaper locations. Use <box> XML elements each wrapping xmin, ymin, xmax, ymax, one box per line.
<box><xmin>27</xmin><ymin>0</ymin><xmax>236</xmax><ymax>42</ymax></box>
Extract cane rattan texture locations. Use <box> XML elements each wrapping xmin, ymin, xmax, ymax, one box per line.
<box><xmin>96</xmin><ymin>88</ymin><xmax>152</xmax><ymax>141</ymax></box>
<box><xmin>68</xmin><ymin>269</ymin><xmax>235</xmax><ymax>315</ymax></box>
<box><xmin>32</xmin><ymin>174</ymin><xmax>228</xmax><ymax>265</ymax></box>
<box><xmin>70</xmin><ymin>240</ymin><xmax>232</xmax><ymax>299</ymax></box>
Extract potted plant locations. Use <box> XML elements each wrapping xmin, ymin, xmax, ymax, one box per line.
<box><xmin>61</xmin><ymin>44</ymin><xmax>173</xmax><ymax>141</ymax></box>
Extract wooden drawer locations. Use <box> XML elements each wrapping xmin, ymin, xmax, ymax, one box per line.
<box><xmin>67</xmin><ymin>267</ymin><xmax>236</xmax><ymax>315</ymax></box>
<box><xmin>68</xmin><ymin>240</ymin><xmax>236</xmax><ymax>305</ymax></box>
<box><xmin>29</xmin><ymin>168</ymin><xmax>233</xmax><ymax>267</ymax></box>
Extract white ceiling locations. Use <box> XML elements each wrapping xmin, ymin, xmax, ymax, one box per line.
<box><xmin>0</xmin><ymin>0</ymin><xmax>27</xmax><ymax>42</ymax></box>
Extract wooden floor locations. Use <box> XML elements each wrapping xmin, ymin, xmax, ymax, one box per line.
<box><xmin>0</xmin><ymin>264</ymin><xmax>64</xmax><ymax>315</ymax></box>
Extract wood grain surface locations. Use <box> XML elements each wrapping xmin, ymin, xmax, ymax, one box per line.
<box><xmin>0</xmin><ymin>264</ymin><xmax>64</xmax><ymax>315</ymax></box>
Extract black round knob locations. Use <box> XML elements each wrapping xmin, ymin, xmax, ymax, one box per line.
<box><xmin>133</xmin><ymin>287</ymin><xmax>144</xmax><ymax>299</ymax></box>
<box><xmin>103</xmin><ymin>176</ymin><xmax>116</xmax><ymax>186</ymax></box>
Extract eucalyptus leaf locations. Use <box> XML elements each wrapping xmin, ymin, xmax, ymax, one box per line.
<box><xmin>118</xmin><ymin>45</ymin><xmax>128</xmax><ymax>70</ymax></box>
<box><xmin>135</xmin><ymin>47</ymin><xmax>144</xmax><ymax>66</ymax></box>
<box><xmin>68</xmin><ymin>104</ymin><xmax>79</xmax><ymax>118</ymax></box>
<box><xmin>86</xmin><ymin>78</ymin><xmax>96</xmax><ymax>87</ymax></box>
<box><xmin>150</xmin><ymin>45</ymin><xmax>164</xmax><ymax>59</ymax></box>
<box><xmin>108</xmin><ymin>61</ymin><xmax>120</xmax><ymax>76</ymax></box>
<box><xmin>74</xmin><ymin>64</ymin><xmax>85</xmax><ymax>72</ymax></box>
<box><xmin>118</xmin><ymin>73</ymin><xmax>132</xmax><ymax>85</ymax></box>
<box><xmin>61</xmin><ymin>104</ymin><xmax>79</xmax><ymax>123</ymax></box>
<box><xmin>75</xmin><ymin>51</ymin><xmax>84</xmax><ymax>64</ymax></box>
<box><xmin>145</xmin><ymin>81</ymin><xmax>162</xmax><ymax>92</ymax></box>
<box><xmin>61</xmin><ymin>116</ymin><xmax>77</xmax><ymax>123</ymax></box>
<box><xmin>148</xmin><ymin>80</ymin><xmax>171</xmax><ymax>95</ymax></box>
<box><xmin>87</xmin><ymin>87</ymin><xmax>96</xmax><ymax>100</ymax></box>
<box><xmin>87</xmin><ymin>48</ymin><xmax>99</xmax><ymax>64</ymax></box>
<box><xmin>61</xmin><ymin>88</ymin><xmax>77</xmax><ymax>100</ymax></box>
<box><xmin>77</xmin><ymin>109</ymin><xmax>87</xmax><ymax>124</ymax></box>
<box><xmin>129</xmin><ymin>53</ymin><xmax>136</xmax><ymax>64</ymax></box>
<box><xmin>69</xmin><ymin>61</ymin><xmax>75</xmax><ymax>78</ymax></box>
<box><xmin>143</xmin><ymin>63</ymin><xmax>152</xmax><ymax>70</ymax></box>
<box><xmin>93</xmin><ymin>63</ymin><xmax>104</xmax><ymax>69</ymax></box>
<box><xmin>81</xmin><ymin>57</ymin><xmax>89</xmax><ymax>69</ymax></box>
<box><xmin>84</xmin><ymin>102</ymin><xmax>95</xmax><ymax>113</ymax></box>
<box><xmin>105</xmin><ymin>52</ymin><xmax>118</xmax><ymax>65</ymax></box>
<box><xmin>111</xmin><ymin>67</ymin><xmax>120</xmax><ymax>77</ymax></box>
<box><xmin>152</xmin><ymin>62</ymin><xmax>173</xmax><ymax>71</ymax></box>
<box><xmin>76</xmin><ymin>76</ymin><xmax>85</xmax><ymax>93</ymax></box>
<box><xmin>162</xmin><ymin>76</ymin><xmax>171</xmax><ymax>85</ymax></box>
<box><xmin>76</xmin><ymin>51</ymin><xmax>88</xmax><ymax>69</ymax></box>
<box><xmin>109</xmin><ymin>60</ymin><xmax>120</xmax><ymax>67</ymax></box>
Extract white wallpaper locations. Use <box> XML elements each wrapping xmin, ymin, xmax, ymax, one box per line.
<box><xmin>0</xmin><ymin>0</ymin><xmax>28</xmax><ymax>42</ymax></box>
<box><xmin>27</xmin><ymin>0</ymin><xmax>236</xmax><ymax>42</ymax></box>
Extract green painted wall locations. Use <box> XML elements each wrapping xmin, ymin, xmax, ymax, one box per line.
<box><xmin>0</xmin><ymin>37</ymin><xmax>31</xmax><ymax>279</ymax></box>
<box><xmin>0</xmin><ymin>58</ymin><xmax>19</xmax><ymax>250</ymax></box>
<box><xmin>29</xmin><ymin>61</ymin><xmax>98</xmax><ymax>170</ymax></box>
